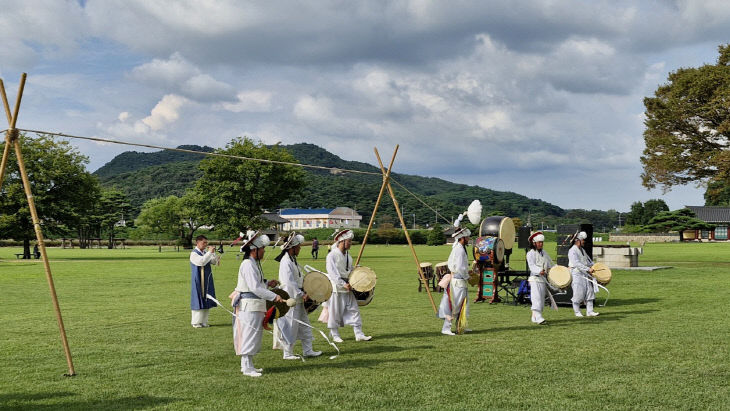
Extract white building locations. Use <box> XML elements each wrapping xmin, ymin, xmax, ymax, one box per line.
<box><xmin>280</xmin><ymin>207</ymin><xmax>362</xmax><ymax>230</ymax></box>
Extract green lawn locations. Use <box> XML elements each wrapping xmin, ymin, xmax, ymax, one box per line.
<box><xmin>0</xmin><ymin>242</ymin><xmax>728</xmax><ymax>410</ymax></box>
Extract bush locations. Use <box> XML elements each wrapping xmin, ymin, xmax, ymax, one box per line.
<box><xmin>427</xmin><ymin>224</ymin><xmax>446</xmax><ymax>246</ymax></box>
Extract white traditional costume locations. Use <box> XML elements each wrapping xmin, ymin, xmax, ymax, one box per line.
<box><xmin>325</xmin><ymin>229</ymin><xmax>371</xmax><ymax>342</ymax></box>
<box><xmin>275</xmin><ymin>233</ymin><xmax>322</xmax><ymax>359</ymax></box>
<box><xmin>232</xmin><ymin>232</ymin><xmax>278</xmax><ymax>377</ymax></box>
<box><xmin>526</xmin><ymin>232</ymin><xmax>553</xmax><ymax>325</ymax></box>
<box><xmin>568</xmin><ymin>231</ymin><xmax>599</xmax><ymax>317</ymax></box>
<box><xmin>438</xmin><ymin>223</ymin><xmax>471</xmax><ymax>335</ymax></box>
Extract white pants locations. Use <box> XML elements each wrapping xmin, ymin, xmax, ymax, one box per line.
<box><xmin>327</xmin><ymin>292</ymin><xmax>362</xmax><ymax>329</ymax></box>
<box><xmin>191</xmin><ymin>309</ymin><xmax>210</xmax><ymax>326</ymax></box>
<box><xmin>438</xmin><ymin>281</ymin><xmax>468</xmax><ymax>320</ymax></box>
<box><xmin>276</xmin><ymin>302</ymin><xmax>314</xmax><ymax>347</ymax></box>
<box><xmin>233</xmin><ymin>311</ymin><xmax>264</xmax><ymax>356</ymax></box>
<box><xmin>529</xmin><ymin>277</ymin><xmax>546</xmax><ymax>321</ymax></box>
<box><xmin>571</xmin><ymin>273</ymin><xmax>595</xmax><ymax>304</ymax></box>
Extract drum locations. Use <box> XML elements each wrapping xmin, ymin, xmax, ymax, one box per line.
<box><xmin>473</xmin><ymin>236</ymin><xmax>505</xmax><ymax>263</ymax></box>
<box><xmin>435</xmin><ymin>262</ymin><xmax>449</xmax><ymax>277</ymax></box>
<box><xmin>353</xmin><ymin>288</ymin><xmax>375</xmax><ymax>306</ymax></box>
<box><xmin>419</xmin><ymin>262</ymin><xmax>434</xmax><ymax>279</ymax></box>
<box><xmin>479</xmin><ymin>216</ymin><xmax>516</xmax><ymax>250</ymax></box>
<box><xmin>264</xmin><ymin>288</ymin><xmax>291</xmax><ymax>329</ymax></box>
<box><xmin>349</xmin><ymin>266</ymin><xmax>377</xmax><ymax>292</ymax></box>
<box><xmin>591</xmin><ymin>262</ymin><xmax>612</xmax><ymax>285</ymax></box>
<box><xmin>547</xmin><ymin>265</ymin><xmax>571</xmax><ymax>289</ymax></box>
<box><xmin>303</xmin><ymin>298</ymin><xmax>320</xmax><ymax>313</ymax></box>
<box><xmin>302</xmin><ymin>271</ymin><xmax>333</xmax><ymax>303</ymax></box>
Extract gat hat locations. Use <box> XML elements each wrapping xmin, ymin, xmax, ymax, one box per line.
<box><xmin>452</xmin><ymin>227</ymin><xmax>471</xmax><ymax>241</ymax></box>
<box><xmin>528</xmin><ymin>231</ymin><xmax>545</xmax><ymax>244</ymax></box>
<box><xmin>241</xmin><ymin>230</ymin><xmax>271</xmax><ymax>250</ymax></box>
<box><xmin>333</xmin><ymin>229</ymin><xmax>354</xmax><ymax>245</ymax></box>
<box><xmin>281</xmin><ymin>232</ymin><xmax>305</xmax><ymax>250</ymax></box>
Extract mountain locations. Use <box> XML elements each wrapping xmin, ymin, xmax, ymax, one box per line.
<box><xmin>93</xmin><ymin>143</ymin><xmax>582</xmax><ymax>228</ymax></box>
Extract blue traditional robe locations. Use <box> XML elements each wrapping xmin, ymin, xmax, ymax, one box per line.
<box><xmin>190</xmin><ymin>248</ymin><xmax>217</xmax><ymax>310</ymax></box>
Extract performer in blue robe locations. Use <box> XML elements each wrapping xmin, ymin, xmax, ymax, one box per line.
<box><xmin>190</xmin><ymin>234</ymin><xmax>220</xmax><ymax>328</ymax></box>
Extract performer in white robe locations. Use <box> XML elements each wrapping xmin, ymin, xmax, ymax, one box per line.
<box><xmin>232</xmin><ymin>231</ymin><xmax>283</xmax><ymax>377</ymax></box>
<box><xmin>275</xmin><ymin>232</ymin><xmax>322</xmax><ymax>359</ymax></box>
<box><xmin>325</xmin><ymin>229</ymin><xmax>372</xmax><ymax>342</ymax></box>
<box><xmin>189</xmin><ymin>235</ymin><xmax>220</xmax><ymax>328</ymax></box>
<box><xmin>568</xmin><ymin>231</ymin><xmax>599</xmax><ymax>317</ymax></box>
<box><xmin>438</xmin><ymin>224</ymin><xmax>471</xmax><ymax>336</ymax></box>
<box><xmin>526</xmin><ymin>231</ymin><xmax>553</xmax><ymax>325</ymax></box>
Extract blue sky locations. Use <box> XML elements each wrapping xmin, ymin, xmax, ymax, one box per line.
<box><xmin>1</xmin><ymin>0</ymin><xmax>728</xmax><ymax>211</ymax></box>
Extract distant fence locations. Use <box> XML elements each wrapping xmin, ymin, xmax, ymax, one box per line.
<box><xmin>0</xmin><ymin>239</ymin><xmax>181</xmax><ymax>247</ymax></box>
<box><xmin>609</xmin><ymin>233</ymin><xmax>679</xmax><ymax>243</ymax></box>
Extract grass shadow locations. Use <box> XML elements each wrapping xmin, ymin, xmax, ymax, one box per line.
<box><xmin>342</xmin><ymin>344</ymin><xmax>434</xmax><ymax>355</ymax></box>
<box><xmin>263</xmin><ymin>357</ymin><xmax>418</xmax><ymax>374</ymax></box>
<box><xmin>602</xmin><ymin>298</ymin><xmax>661</xmax><ymax>307</ymax></box>
<box><xmin>0</xmin><ymin>392</ymin><xmax>178</xmax><ymax>410</ymax></box>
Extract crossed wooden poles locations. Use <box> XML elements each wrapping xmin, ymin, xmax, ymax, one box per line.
<box><xmin>355</xmin><ymin>145</ymin><xmax>438</xmax><ymax>314</ymax></box>
<box><xmin>0</xmin><ymin>74</ymin><xmax>76</xmax><ymax>376</ymax></box>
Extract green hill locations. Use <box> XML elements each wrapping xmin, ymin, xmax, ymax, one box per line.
<box><xmin>93</xmin><ymin>143</ymin><xmax>572</xmax><ymax>227</ymax></box>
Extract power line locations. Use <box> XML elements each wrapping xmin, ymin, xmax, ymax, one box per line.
<box><xmin>17</xmin><ymin>128</ymin><xmax>454</xmax><ymax>225</ymax></box>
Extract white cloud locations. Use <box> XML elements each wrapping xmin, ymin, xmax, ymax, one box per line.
<box><xmin>222</xmin><ymin>91</ymin><xmax>274</xmax><ymax>113</ymax></box>
<box><xmin>141</xmin><ymin>94</ymin><xmax>189</xmax><ymax>131</ymax></box>
<box><xmin>118</xmin><ymin>112</ymin><xmax>129</xmax><ymax>122</ymax></box>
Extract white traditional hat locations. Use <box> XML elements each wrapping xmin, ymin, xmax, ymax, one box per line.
<box><xmin>241</xmin><ymin>230</ymin><xmax>271</xmax><ymax>249</ymax></box>
<box><xmin>281</xmin><ymin>232</ymin><xmax>305</xmax><ymax>250</ymax></box>
<box><xmin>452</xmin><ymin>227</ymin><xmax>471</xmax><ymax>241</ymax></box>
<box><xmin>332</xmin><ymin>229</ymin><xmax>354</xmax><ymax>245</ymax></box>
<box><xmin>571</xmin><ymin>231</ymin><xmax>588</xmax><ymax>243</ymax></box>
<box><xmin>529</xmin><ymin>231</ymin><xmax>545</xmax><ymax>244</ymax></box>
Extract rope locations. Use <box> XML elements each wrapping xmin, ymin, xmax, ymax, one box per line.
<box><xmin>18</xmin><ymin>128</ymin><xmax>382</xmax><ymax>177</ymax></box>
<box><xmin>390</xmin><ymin>179</ymin><xmax>452</xmax><ymax>225</ymax></box>
<box><xmin>18</xmin><ymin>127</ymin><xmax>455</xmax><ymax>225</ymax></box>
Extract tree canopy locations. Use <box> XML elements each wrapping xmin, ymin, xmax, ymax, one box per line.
<box><xmin>641</xmin><ymin>44</ymin><xmax>730</xmax><ymax>199</ymax></box>
<box><xmin>193</xmin><ymin>138</ymin><xmax>306</xmax><ymax>236</ymax></box>
<box><xmin>0</xmin><ymin>135</ymin><xmax>98</xmax><ymax>256</ymax></box>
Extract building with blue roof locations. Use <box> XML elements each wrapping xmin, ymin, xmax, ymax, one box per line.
<box><xmin>279</xmin><ymin>207</ymin><xmax>362</xmax><ymax>230</ymax></box>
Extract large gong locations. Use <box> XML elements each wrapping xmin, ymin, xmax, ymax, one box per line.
<box><xmin>479</xmin><ymin>216</ymin><xmax>515</xmax><ymax>250</ymax></box>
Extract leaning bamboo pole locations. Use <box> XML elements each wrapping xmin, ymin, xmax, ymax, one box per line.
<box><xmin>0</xmin><ymin>79</ymin><xmax>15</xmax><ymax>189</ymax></box>
<box><xmin>373</xmin><ymin>148</ymin><xmax>437</xmax><ymax>314</ymax></box>
<box><xmin>354</xmin><ymin>145</ymin><xmax>399</xmax><ymax>266</ymax></box>
<box><xmin>0</xmin><ymin>74</ymin><xmax>76</xmax><ymax>376</ymax></box>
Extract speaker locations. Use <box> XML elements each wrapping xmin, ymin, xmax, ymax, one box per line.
<box><xmin>556</xmin><ymin>223</ymin><xmax>593</xmax><ymax>265</ymax></box>
<box><xmin>517</xmin><ymin>226</ymin><xmax>531</xmax><ymax>250</ymax></box>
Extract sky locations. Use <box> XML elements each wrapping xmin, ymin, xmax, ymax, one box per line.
<box><xmin>1</xmin><ymin>0</ymin><xmax>728</xmax><ymax>212</ymax></box>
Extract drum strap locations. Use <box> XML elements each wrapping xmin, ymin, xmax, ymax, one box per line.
<box><xmin>579</xmin><ymin>276</ymin><xmax>610</xmax><ymax>306</ymax></box>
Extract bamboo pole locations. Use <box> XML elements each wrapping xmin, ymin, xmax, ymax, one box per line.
<box><xmin>1</xmin><ymin>74</ymin><xmax>76</xmax><ymax>376</ymax></box>
<box><xmin>0</xmin><ymin>79</ymin><xmax>14</xmax><ymax>189</ymax></box>
<box><xmin>374</xmin><ymin>148</ymin><xmax>437</xmax><ymax>314</ymax></box>
<box><xmin>354</xmin><ymin>145</ymin><xmax>399</xmax><ymax>266</ymax></box>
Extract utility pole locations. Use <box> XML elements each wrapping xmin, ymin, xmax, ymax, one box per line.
<box><xmin>412</xmin><ymin>213</ymin><xmax>415</xmax><ymax>230</ymax></box>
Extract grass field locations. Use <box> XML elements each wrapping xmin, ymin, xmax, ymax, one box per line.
<box><xmin>0</xmin><ymin>242</ymin><xmax>728</xmax><ymax>410</ymax></box>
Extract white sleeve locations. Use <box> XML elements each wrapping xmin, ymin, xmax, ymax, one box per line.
<box><xmin>326</xmin><ymin>252</ymin><xmax>348</xmax><ymax>288</ymax></box>
<box><xmin>190</xmin><ymin>250</ymin><xmax>215</xmax><ymax>266</ymax></box>
<box><xmin>279</xmin><ymin>258</ymin><xmax>303</xmax><ymax>299</ymax></box>
<box><xmin>243</xmin><ymin>263</ymin><xmax>277</xmax><ymax>301</ymax></box>
<box><xmin>568</xmin><ymin>247</ymin><xmax>590</xmax><ymax>272</ymax></box>
<box><xmin>526</xmin><ymin>250</ymin><xmax>542</xmax><ymax>276</ymax></box>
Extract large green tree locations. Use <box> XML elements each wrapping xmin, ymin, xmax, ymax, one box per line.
<box><xmin>193</xmin><ymin>138</ymin><xmax>306</xmax><ymax>236</ymax></box>
<box><xmin>0</xmin><ymin>134</ymin><xmax>99</xmax><ymax>257</ymax></box>
<box><xmin>136</xmin><ymin>191</ymin><xmax>208</xmax><ymax>247</ymax></box>
<box><xmin>641</xmin><ymin>44</ymin><xmax>730</xmax><ymax>200</ymax></box>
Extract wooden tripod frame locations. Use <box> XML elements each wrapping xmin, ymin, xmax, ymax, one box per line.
<box><xmin>0</xmin><ymin>74</ymin><xmax>76</xmax><ymax>376</ymax></box>
<box><xmin>354</xmin><ymin>146</ymin><xmax>438</xmax><ymax>314</ymax></box>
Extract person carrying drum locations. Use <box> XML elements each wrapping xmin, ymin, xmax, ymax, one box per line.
<box><xmin>325</xmin><ymin>229</ymin><xmax>372</xmax><ymax>342</ymax></box>
<box><xmin>438</xmin><ymin>224</ymin><xmax>471</xmax><ymax>335</ymax></box>
<box><xmin>232</xmin><ymin>231</ymin><xmax>284</xmax><ymax>377</ymax></box>
<box><xmin>274</xmin><ymin>232</ymin><xmax>322</xmax><ymax>359</ymax></box>
<box><xmin>189</xmin><ymin>235</ymin><xmax>220</xmax><ymax>328</ymax></box>
<box><xmin>526</xmin><ymin>231</ymin><xmax>553</xmax><ymax>325</ymax></box>
<box><xmin>568</xmin><ymin>231</ymin><xmax>599</xmax><ymax>317</ymax></box>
